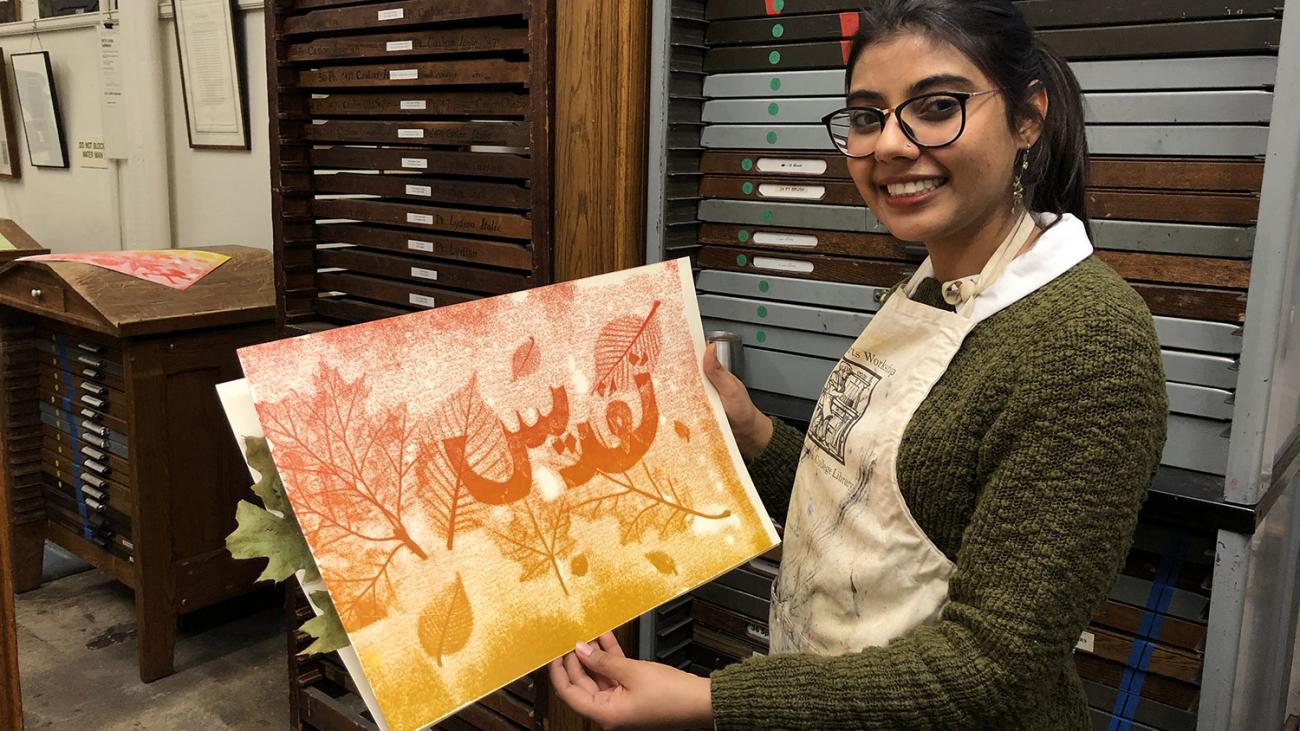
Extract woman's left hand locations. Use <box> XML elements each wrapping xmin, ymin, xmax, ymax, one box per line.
<box><xmin>548</xmin><ymin>631</ymin><xmax>714</xmax><ymax>731</ymax></box>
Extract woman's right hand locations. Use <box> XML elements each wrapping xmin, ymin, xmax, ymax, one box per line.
<box><xmin>703</xmin><ymin>343</ymin><xmax>773</xmax><ymax>461</ymax></box>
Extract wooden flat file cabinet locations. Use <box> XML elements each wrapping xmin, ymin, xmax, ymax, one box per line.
<box><xmin>0</xmin><ymin>245</ymin><xmax>279</xmax><ymax>682</ymax></box>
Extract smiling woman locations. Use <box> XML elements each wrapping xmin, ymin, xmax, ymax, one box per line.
<box><xmin>551</xmin><ymin>1</ymin><xmax>1168</xmax><ymax>729</ymax></box>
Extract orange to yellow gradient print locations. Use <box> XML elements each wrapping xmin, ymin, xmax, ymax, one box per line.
<box><xmin>238</xmin><ymin>259</ymin><xmax>779</xmax><ymax>731</ymax></box>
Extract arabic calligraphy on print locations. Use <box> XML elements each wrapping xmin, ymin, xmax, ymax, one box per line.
<box><xmin>237</xmin><ymin>259</ymin><xmax>777</xmax><ymax>731</ymax></box>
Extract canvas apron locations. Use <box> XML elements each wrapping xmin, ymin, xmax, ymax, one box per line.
<box><xmin>769</xmin><ymin>212</ymin><xmax>1037</xmax><ymax>655</ymax></box>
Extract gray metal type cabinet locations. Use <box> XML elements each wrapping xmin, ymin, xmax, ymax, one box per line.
<box><xmin>644</xmin><ymin>1</ymin><xmax>1300</xmax><ymax>729</ymax></box>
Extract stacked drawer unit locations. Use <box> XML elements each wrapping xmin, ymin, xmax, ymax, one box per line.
<box><xmin>36</xmin><ymin>322</ymin><xmax>135</xmax><ymax>563</ymax></box>
<box><xmin>646</xmin><ymin>1</ymin><xmax>1300</xmax><ymax>728</ymax></box>
<box><xmin>1073</xmin><ymin>521</ymin><xmax>1216</xmax><ymax>731</ymax></box>
<box><xmin>0</xmin><ymin>246</ymin><xmax>279</xmax><ymax>682</ymax></box>
<box><xmin>267</xmin><ymin>3</ymin><xmax>571</xmax><ymax>727</ymax></box>
<box><xmin>0</xmin><ymin>313</ymin><xmax>44</xmax><ymax>592</ymax></box>
<box><xmin>677</xmin><ymin>0</ymin><xmax>1278</xmax><ymax>479</ymax></box>
<box><xmin>267</xmin><ymin>0</ymin><xmax>554</xmax><ymax>327</ymax></box>
<box><xmin>285</xmin><ymin>583</ymin><xmax>545</xmax><ymax>731</ymax></box>
<box><xmin>0</xmin><ymin>220</ymin><xmax>50</xmax><ymax>591</ymax></box>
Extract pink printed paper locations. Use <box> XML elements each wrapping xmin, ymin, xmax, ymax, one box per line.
<box><xmin>18</xmin><ymin>249</ymin><xmax>231</xmax><ymax>290</ymax></box>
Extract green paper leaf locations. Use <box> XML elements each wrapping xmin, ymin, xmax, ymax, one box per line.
<box><xmin>227</xmin><ymin>500</ymin><xmax>319</xmax><ymax>584</ymax></box>
<box><xmin>244</xmin><ymin>436</ymin><xmax>292</xmax><ymax>516</ymax></box>
<box><xmin>301</xmin><ymin>591</ymin><xmax>351</xmax><ymax>655</ymax></box>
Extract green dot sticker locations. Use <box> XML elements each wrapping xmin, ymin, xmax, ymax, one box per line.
<box><xmin>757</xmin><ymin>306</ymin><xmax>769</xmax><ymax>318</ymax></box>
<box><xmin>738</xmin><ymin>229</ymin><xmax>750</xmax><ymax>242</ymax></box>
<box><xmin>737</xmin><ymin>254</ymin><xmax>749</xmax><ymax>267</ymax></box>
<box><xmin>768</xmin><ymin>51</ymin><xmax>782</xmax><ymax>65</ymax></box>
<box><xmin>756</xmin><ymin>331</ymin><xmax>768</xmax><ymax>344</ymax></box>
<box><xmin>768</xmin><ymin>102</ymin><xmax>780</xmax><ymax>116</ymax></box>
<box><xmin>741</xmin><ymin>158</ymin><xmax>754</xmax><ymax>171</ymax></box>
<box><xmin>766</xmin><ymin>131</ymin><xmax>779</xmax><ymax>145</ymax></box>
<box><xmin>762</xmin><ymin>209</ymin><xmax>774</xmax><ymax>222</ymax></box>
<box><xmin>772</xmin><ymin>23</ymin><xmax>785</xmax><ymax>39</ymax></box>
<box><xmin>758</xmin><ymin>280</ymin><xmax>770</xmax><ymax>293</ymax></box>
<box><xmin>770</xmin><ymin>77</ymin><xmax>782</xmax><ymax>91</ymax></box>
<box><xmin>773</xmin><ymin>0</ymin><xmax>785</xmax><ymax>11</ymax></box>
<box><xmin>742</xmin><ymin>182</ymin><xmax>754</xmax><ymax>195</ymax></box>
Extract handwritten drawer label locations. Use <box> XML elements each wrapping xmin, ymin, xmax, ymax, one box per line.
<box><xmin>753</xmin><ymin>257</ymin><xmax>814</xmax><ymax>274</ymax></box>
<box><xmin>757</xmin><ymin>158</ymin><xmax>828</xmax><ymax>175</ymax></box>
<box><xmin>407</xmin><ymin>239</ymin><xmax>434</xmax><ymax>252</ymax></box>
<box><xmin>405</xmin><ymin>184</ymin><xmax>432</xmax><ymax>197</ymax></box>
<box><xmin>397</xmin><ymin>128</ymin><xmax>425</xmax><ymax>139</ymax></box>
<box><xmin>386</xmin><ymin>40</ymin><xmax>414</xmax><ymax>52</ymax></box>
<box><xmin>377</xmin><ymin>9</ymin><xmax>404</xmax><ymax>21</ymax></box>
<box><xmin>410</xmin><ymin>267</ymin><xmax>439</xmax><ymax>281</ymax></box>
<box><xmin>409</xmin><ymin>293</ymin><xmax>437</xmax><ymax>308</ymax></box>
<box><xmin>407</xmin><ymin>213</ymin><xmax>433</xmax><ymax>225</ymax></box>
<box><xmin>1075</xmin><ymin>631</ymin><xmax>1095</xmax><ymax>653</ymax></box>
<box><xmin>390</xmin><ymin>69</ymin><xmax>419</xmax><ymax>80</ymax></box>
<box><xmin>759</xmin><ymin>183</ymin><xmax>825</xmax><ymax>200</ymax></box>
<box><xmin>400</xmin><ymin>99</ymin><xmax>427</xmax><ymax>110</ymax></box>
<box><xmin>401</xmin><ymin>157</ymin><xmax>428</xmax><ymax>169</ymax></box>
<box><xmin>754</xmin><ymin>232</ymin><xmax>818</xmax><ymax>247</ymax></box>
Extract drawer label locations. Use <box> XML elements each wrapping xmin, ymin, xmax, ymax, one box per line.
<box><xmin>386</xmin><ymin>40</ymin><xmax>414</xmax><ymax>52</ymax></box>
<box><xmin>401</xmin><ymin>157</ymin><xmax>428</xmax><ymax>169</ymax></box>
<box><xmin>759</xmin><ymin>183</ymin><xmax>825</xmax><ymax>200</ymax></box>
<box><xmin>406</xmin><ymin>184</ymin><xmax>432</xmax><ymax>197</ymax></box>
<box><xmin>1075</xmin><ymin>631</ymin><xmax>1095</xmax><ymax>653</ymax></box>
<box><xmin>400</xmin><ymin>99</ymin><xmax>427</xmax><ymax>110</ymax></box>
<box><xmin>757</xmin><ymin>158</ymin><xmax>828</xmax><ymax>175</ymax></box>
<box><xmin>409</xmin><ymin>293</ymin><xmax>437</xmax><ymax>308</ymax></box>
<box><xmin>753</xmin><ymin>257</ymin><xmax>814</xmax><ymax>274</ymax></box>
<box><xmin>408</xmin><ymin>239</ymin><xmax>434</xmax><ymax>252</ymax></box>
<box><xmin>407</xmin><ymin>213</ymin><xmax>434</xmax><ymax>225</ymax></box>
<box><xmin>377</xmin><ymin>9</ymin><xmax>404</xmax><ymax>21</ymax></box>
<box><xmin>389</xmin><ymin>69</ymin><xmax>419</xmax><ymax>81</ymax></box>
<box><xmin>753</xmin><ymin>232</ymin><xmax>818</xmax><ymax>247</ymax></box>
<box><xmin>398</xmin><ymin>128</ymin><xmax>425</xmax><ymax>139</ymax></box>
<box><xmin>411</xmin><ymin>267</ymin><xmax>439</xmax><ymax>281</ymax></box>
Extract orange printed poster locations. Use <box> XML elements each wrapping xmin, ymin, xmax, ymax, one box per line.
<box><xmin>235</xmin><ymin>259</ymin><xmax>780</xmax><ymax>730</ymax></box>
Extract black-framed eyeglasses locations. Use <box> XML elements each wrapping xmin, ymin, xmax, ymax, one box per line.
<box><xmin>822</xmin><ymin>90</ymin><xmax>1002</xmax><ymax>158</ymax></box>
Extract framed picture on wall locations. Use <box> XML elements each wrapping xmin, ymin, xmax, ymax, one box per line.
<box><xmin>0</xmin><ymin>50</ymin><xmax>22</xmax><ymax>179</ymax></box>
<box><xmin>11</xmin><ymin>51</ymin><xmax>67</xmax><ymax>169</ymax></box>
<box><xmin>171</xmin><ymin>0</ymin><xmax>249</xmax><ymax>150</ymax></box>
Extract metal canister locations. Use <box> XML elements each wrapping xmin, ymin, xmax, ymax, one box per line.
<box><xmin>706</xmin><ymin>331</ymin><xmax>745</xmax><ymax>380</ymax></box>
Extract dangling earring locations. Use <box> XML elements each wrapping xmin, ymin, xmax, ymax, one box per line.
<box><xmin>1011</xmin><ymin>149</ymin><xmax>1030</xmax><ymax>211</ymax></box>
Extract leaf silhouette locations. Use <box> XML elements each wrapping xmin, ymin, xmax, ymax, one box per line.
<box><xmin>245</xmin><ymin>436</ymin><xmax>294</xmax><ymax>517</ymax></box>
<box><xmin>570</xmin><ymin>553</ymin><xmax>588</xmax><ymax>577</ymax></box>
<box><xmin>258</xmin><ymin>364</ymin><xmax>427</xmax><ymax>630</ymax></box>
<box><xmin>511</xmin><ymin>336</ymin><xmax>541</xmax><ymax>381</ymax></box>
<box><xmin>301</xmin><ymin>591</ymin><xmax>350</xmax><ymax>655</ymax></box>
<box><xmin>645</xmin><ymin>550</ymin><xmax>678</xmax><ymax>575</ymax></box>
<box><xmin>418</xmin><ymin>574</ymin><xmax>474</xmax><ymax>667</ymax></box>
<box><xmin>491</xmin><ymin>493</ymin><xmax>577</xmax><ymax>595</ymax></box>
<box><xmin>420</xmin><ymin>374</ymin><xmax>522</xmax><ymax>549</ymax></box>
<box><xmin>592</xmin><ymin>301</ymin><xmax>663</xmax><ymax>396</ymax></box>
<box><xmin>572</xmin><ymin>465</ymin><xmax>731</xmax><ymax>545</ymax></box>
<box><xmin>673</xmin><ymin>420</ymin><xmax>691</xmax><ymax>442</ymax></box>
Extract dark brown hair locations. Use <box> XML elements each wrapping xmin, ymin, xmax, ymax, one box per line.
<box><xmin>846</xmin><ymin>0</ymin><xmax>1090</xmax><ymax>235</ymax></box>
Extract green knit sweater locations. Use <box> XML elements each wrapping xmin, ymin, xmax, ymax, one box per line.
<box><xmin>710</xmin><ymin>256</ymin><xmax>1168</xmax><ymax>730</ymax></box>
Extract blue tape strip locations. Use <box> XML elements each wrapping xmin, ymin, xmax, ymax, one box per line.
<box><xmin>54</xmin><ymin>338</ymin><xmax>93</xmax><ymax>540</ymax></box>
<box><xmin>1109</xmin><ymin>532</ymin><xmax>1186</xmax><ymax>722</ymax></box>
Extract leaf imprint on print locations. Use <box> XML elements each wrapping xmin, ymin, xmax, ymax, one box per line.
<box><xmin>418</xmin><ymin>574</ymin><xmax>473</xmax><ymax>667</ymax></box>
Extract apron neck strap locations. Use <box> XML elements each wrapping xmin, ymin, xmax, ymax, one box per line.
<box><xmin>903</xmin><ymin>211</ymin><xmax>1037</xmax><ymax>318</ymax></box>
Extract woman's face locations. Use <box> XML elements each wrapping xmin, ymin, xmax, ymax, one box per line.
<box><xmin>845</xmin><ymin>32</ymin><xmax>1040</xmax><ymax>244</ymax></box>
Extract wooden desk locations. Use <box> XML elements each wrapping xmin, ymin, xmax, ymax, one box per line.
<box><xmin>0</xmin><ymin>245</ymin><xmax>278</xmax><ymax>682</ymax></box>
